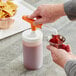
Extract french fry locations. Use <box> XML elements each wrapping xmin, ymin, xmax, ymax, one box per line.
<box><xmin>0</xmin><ymin>0</ymin><xmax>17</xmax><ymax>18</ymax></box>
<box><xmin>0</xmin><ymin>2</ymin><xmax>6</xmax><ymax>8</ymax></box>
<box><xmin>6</xmin><ymin>1</ymin><xmax>17</xmax><ymax>10</ymax></box>
<box><xmin>3</xmin><ymin>5</ymin><xmax>14</xmax><ymax>16</ymax></box>
<box><xmin>0</xmin><ymin>11</ymin><xmax>5</xmax><ymax>18</ymax></box>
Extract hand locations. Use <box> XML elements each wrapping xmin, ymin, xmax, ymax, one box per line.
<box><xmin>28</xmin><ymin>4</ymin><xmax>66</xmax><ymax>25</ymax></box>
<box><xmin>47</xmin><ymin>45</ymin><xmax>75</xmax><ymax>68</ymax></box>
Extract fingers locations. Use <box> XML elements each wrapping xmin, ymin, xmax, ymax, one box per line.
<box><xmin>34</xmin><ymin>18</ymin><xmax>44</xmax><ymax>25</ymax></box>
<box><xmin>47</xmin><ymin>45</ymin><xmax>58</xmax><ymax>54</ymax></box>
<box><xmin>28</xmin><ymin>9</ymin><xmax>40</xmax><ymax>19</ymax></box>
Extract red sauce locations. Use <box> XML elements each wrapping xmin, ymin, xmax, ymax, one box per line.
<box><xmin>49</xmin><ymin>35</ymin><xmax>70</xmax><ymax>52</ymax></box>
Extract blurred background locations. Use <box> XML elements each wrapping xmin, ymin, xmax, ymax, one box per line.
<box><xmin>23</xmin><ymin>0</ymin><xmax>69</xmax><ymax>7</ymax></box>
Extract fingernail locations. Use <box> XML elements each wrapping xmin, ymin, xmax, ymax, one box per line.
<box><xmin>27</xmin><ymin>15</ymin><xmax>30</xmax><ymax>18</ymax></box>
<box><xmin>28</xmin><ymin>15</ymin><xmax>33</xmax><ymax>19</ymax></box>
<box><xmin>27</xmin><ymin>15</ymin><xmax>31</xmax><ymax>19</ymax></box>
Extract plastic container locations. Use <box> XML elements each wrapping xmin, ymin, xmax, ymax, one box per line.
<box><xmin>22</xmin><ymin>29</ymin><xmax>43</xmax><ymax>70</ymax></box>
<box><xmin>0</xmin><ymin>17</ymin><xmax>15</xmax><ymax>29</ymax></box>
<box><xmin>49</xmin><ymin>35</ymin><xmax>66</xmax><ymax>48</ymax></box>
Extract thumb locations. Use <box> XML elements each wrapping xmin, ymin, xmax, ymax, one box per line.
<box><xmin>47</xmin><ymin>45</ymin><xmax>58</xmax><ymax>53</ymax></box>
<box><xmin>28</xmin><ymin>9</ymin><xmax>40</xmax><ymax>19</ymax></box>
<box><xmin>34</xmin><ymin>18</ymin><xmax>45</xmax><ymax>25</ymax></box>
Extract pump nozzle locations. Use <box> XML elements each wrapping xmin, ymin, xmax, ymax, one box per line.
<box><xmin>22</xmin><ymin>16</ymin><xmax>42</xmax><ymax>31</ymax></box>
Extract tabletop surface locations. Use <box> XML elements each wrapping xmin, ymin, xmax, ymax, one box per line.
<box><xmin>0</xmin><ymin>0</ymin><xmax>76</xmax><ymax>76</ymax></box>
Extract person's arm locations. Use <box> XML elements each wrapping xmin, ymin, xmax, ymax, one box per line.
<box><xmin>47</xmin><ymin>45</ymin><xmax>76</xmax><ymax>76</ymax></box>
<box><xmin>64</xmin><ymin>60</ymin><xmax>76</xmax><ymax>76</ymax></box>
<box><xmin>64</xmin><ymin>0</ymin><xmax>76</xmax><ymax>20</ymax></box>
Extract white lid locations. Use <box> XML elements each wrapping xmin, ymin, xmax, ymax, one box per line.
<box><xmin>22</xmin><ymin>29</ymin><xmax>43</xmax><ymax>43</ymax></box>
